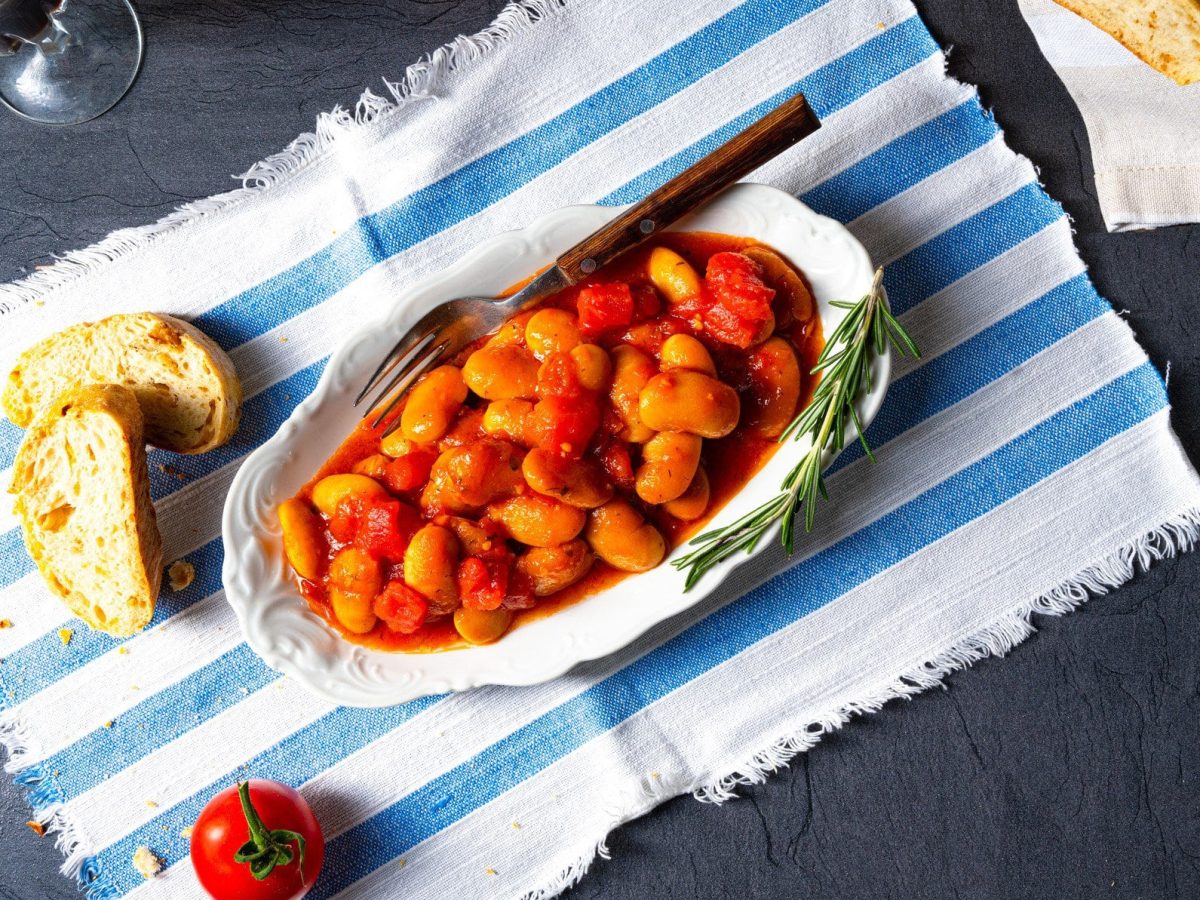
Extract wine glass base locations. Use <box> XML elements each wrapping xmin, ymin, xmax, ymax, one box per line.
<box><xmin>0</xmin><ymin>0</ymin><xmax>143</xmax><ymax>126</ymax></box>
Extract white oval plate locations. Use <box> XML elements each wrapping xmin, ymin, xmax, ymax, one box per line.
<box><xmin>222</xmin><ymin>183</ymin><xmax>887</xmax><ymax>707</ymax></box>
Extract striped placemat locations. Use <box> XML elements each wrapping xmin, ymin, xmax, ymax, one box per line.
<box><xmin>1</xmin><ymin>1</ymin><xmax>1198</xmax><ymax>897</ymax></box>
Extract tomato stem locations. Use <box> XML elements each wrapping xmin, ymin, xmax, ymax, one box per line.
<box><xmin>233</xmin><ymin>781</ymin><xmax>308</xmax><ymax>883</ymax></box>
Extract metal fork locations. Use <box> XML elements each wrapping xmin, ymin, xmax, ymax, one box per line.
<box><xmin>357</xmin><ymin>92</ymin><xmax>821</xmax><ymax>436</ymax></box>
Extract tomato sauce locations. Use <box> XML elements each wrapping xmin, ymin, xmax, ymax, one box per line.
<box><xmin>285</xmin><ymin>232</ymin><xmax>824</xmax><ymax>652</ymax></box>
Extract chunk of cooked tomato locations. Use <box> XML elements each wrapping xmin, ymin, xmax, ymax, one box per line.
<box><xmin>356</xmin><ymin>499</ymin><xmax>422</xmax><ymax>562</ymax></box>
<box><xmin>374</xmin><ymin>580</ymin><xmax>428</xmax><ymax>633</ymax></box>
<box><xmin>456</xmin><ymin>555</ymin><xmax>510</xmax><ymax>611</ymax></box>
<box><xmin>531</xmin><ymin>396</ymin><xmax>600</xmax><ymax>457</ymax></box>
<box><xmin>383</xmin><ymin>445</ymin><xmax>439</xmax><ymax>493</ymax></box>
<box><xmin>706</xmin><ymin>251</ymin><xmax>775</xmax><ymax>320</ymax></box>
<box><xmin>537</xmin><ymin>351</ymin><xmax>585</xmax><ymax>399</ymax></box>
<box><xmin>577</xmin><ymin>283</ymin><xmax>634</xmax><ymax>336</ymax></box>
<box><xmin>668</xmin><ymin>287</ymin><xmax>714</xmax><ymax>324</ymax></box>
<box><xmin>327</xmin><ymin>494</ymin><xmax>365</xmax><ymax>544</ymax></box>
<box><xmin>632</xmin><ymin>283</ymin><xmax>662</xmax><ymax>319</ymax></box>
<box><xmin>701</xmin><ymin>301</ymin><xmax>764</xmax><ymax>349</ymax></box>
<box><xmin>504</xmin><ymin>568</ymin><xmax>537</xmax><ymax>610</ymax></box>
<box><xmin>597</xmin><ymin>441</ymin><xmax>635</xmax><ymax>491</ymax></box>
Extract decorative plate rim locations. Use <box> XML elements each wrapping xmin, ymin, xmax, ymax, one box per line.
<box><xmin>221</xmin><ymin>183</ymin><xmax>888</xmax><ymax>707</ymax></box>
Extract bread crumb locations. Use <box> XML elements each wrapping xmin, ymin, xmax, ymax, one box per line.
<box><xmin>180</xmin><ymin>825</ymin><xmax>194</xmax><ymax>839</ymax></box>
<box><xmin>168</xmin><ymin>560</ymin><xmax>195</xmax><ymax>592</ymax></box>
<box><xmin>145</xmin><ymin>800</ymin><xmax>158</xmax><ymax>808</ymax></box>
<box><xmin>103</xmin><ymin>721</ymin><xmax>113</xmax><ymax>729</ymax></box>
<box><xmin>0</xmin><ymin>618</ymin><xmax>11</xmax><ymax>628</ymax></box>
<box><xmin>58</xmin><ymin>628</ymin><xmax>72</xmax><ymax>646</ymax></box>
<box><xmin>485</xmin><ymin>868</ymin><xmax>497</xmax><ymax>877</ymax></box>
<box><xmin>877</xmin><ymin>21</ymin><xmax>886</xmax><ymax>29</ymax></box>
<box><xmin>118</xmin><ymin>646</ymin><xmax>129</xmax><ymax>656</ymax></box>
<box><xmin>132</xmin><ymin>846</ymin><xmax>162</xmax><ymax>879</ymax></box>
<box><xmin>397</xmin><ymin>858</ymin><xmax>407</xmax><ymax>869</ymax></box>
<box><xmin>158</xmin><ymin>463</ymin><xmax>190</xmax><ymax>482</ymax></box>
<box><xmin>26</xmin><ymin>820</ymin><xmax>45</xmax><ymax>837</ymax></box>
<box><xmin>511</xmin><ymin>821</ymin><xmax>522</xmax><ymax>830</ymax></box>
<box><xmin>279</xmin><ymin>336</ymin><xmax>289</xmax><ymax>343</ymax></box>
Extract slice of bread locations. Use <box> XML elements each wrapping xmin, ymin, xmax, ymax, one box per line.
<box><xmin>1052</xmin><ymin>0</ymin><xmax>1200</xmax><ymax>85</ymax></box>
<box><xmin>10</xmin><ymin>384</ymin><xmax>162</xmax><ymax>636</ymax></box>
<box><xmin>3</xmin><ymin>313</ymin><xmax>242</xmax><ymax>455</ymax></box>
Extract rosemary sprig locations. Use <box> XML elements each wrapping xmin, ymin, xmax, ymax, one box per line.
<box><xmin>672</xmin><ymin>267</ymin><xmax>919</xmax><ymax>591</ymax></box>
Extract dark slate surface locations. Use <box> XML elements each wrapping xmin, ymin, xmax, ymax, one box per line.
<box><xmin>2</xmin><ymin>1</ymin><xmax>1198</xmax><ymax>897</ymax></box>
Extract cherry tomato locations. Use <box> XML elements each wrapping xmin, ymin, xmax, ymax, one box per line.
<box><xmin>191</xmin><ymin>780</ymin><xmax>324</xmax><ymax>900</ymax></box>
<box><xmin>577</xmin><ymin>283</ymin><xmax>634</xmax><ymax>336</ymax></box>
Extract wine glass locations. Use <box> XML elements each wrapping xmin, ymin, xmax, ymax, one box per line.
<box><xmin>0</xmin><ymin>0</ymin><xmax>142</xmax><ymax>125</ymax></box>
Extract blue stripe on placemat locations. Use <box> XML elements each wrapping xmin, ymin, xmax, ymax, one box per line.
<box><xmin>33</xmin><ymin>643</ymin><xmax>279</xmax><ymax>802</ymax></box>
<box><xmin>884</xmin><ymin>182</ymin><xmax>1061</xmax><ymax>315</ymax></box>
<box><xmin>602</xmin><ymin>15</ymin><xmax>935</xmax><ymax>206</ymax></box>
<box><xmin>0</xmin><ymin>541</ymin><xmax>225</xmax><ymax>706</ymax></box>
<box><xmin>0</xmin><ymin>418</ymin><xmax>18</xmax><ymax>469</ymax></box>
<box><xmin>831</xmin><ymin>272</ymin><xmax>1107</xmax><ymax>473</ymax></box>
<box><xmin>803</xmin><ymin>100</ymin><xmax>996</xmax><ymax>223</ymax></box>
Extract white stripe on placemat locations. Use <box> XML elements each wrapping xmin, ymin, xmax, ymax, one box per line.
<box><xmin>891</xmin><ymin>217</ymin><xmax>1084</xmax><ymax>378</ymax></box>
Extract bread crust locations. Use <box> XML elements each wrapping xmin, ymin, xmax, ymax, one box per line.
<box><xmin>10</xmin><ymin>384</ymin><xmax>162</xmax><ymax>636</ymax></box>
<box><xmin>3</xmin><ymin>312</ymin><xmax>242</xmax><ymax>454</ymax></box>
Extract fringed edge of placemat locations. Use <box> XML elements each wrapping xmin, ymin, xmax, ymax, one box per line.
<box><xmin>518</xmin><ymin>505</ymin><xmax>1200</xmax><ymax>900</ymax></box>
<box><xmin>0</xmin><ymin>0</ymin><xmax>569</xmax><ymax>317</ymax></box>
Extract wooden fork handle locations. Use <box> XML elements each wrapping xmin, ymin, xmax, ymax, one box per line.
<box><xmin>555</xmin><ymin>92</ymin><xmax>821</xmax><ymax>284</ymax></box>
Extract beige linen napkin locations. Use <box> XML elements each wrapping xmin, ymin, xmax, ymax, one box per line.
<box><xmin>1019</xmin><ymin>0</ymin><xmax>1200</xmax><ymax>231</ymax></box>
